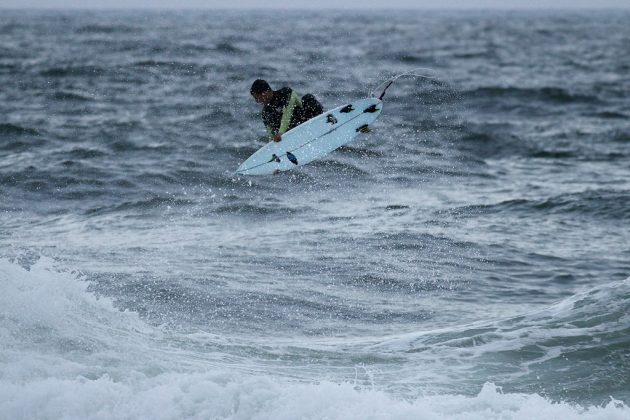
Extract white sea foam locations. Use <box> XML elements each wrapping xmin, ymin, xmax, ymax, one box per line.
<box><xmin>1</xmin><ymin>258</ymin><xmax>629</xmax><ymax>420</ymax></box>
<box><xmin>2</xmin><ymin>374</ymin><xmax>629</xmax><ymax>420</ymax></box>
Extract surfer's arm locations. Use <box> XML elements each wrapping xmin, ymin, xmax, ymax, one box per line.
<box><xmin>278</xmin><ymin>91</ymin><xmax>302</xmax><ymax>135</ymax></box>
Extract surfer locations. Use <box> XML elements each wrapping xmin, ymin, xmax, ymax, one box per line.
<box><xmin>250</xmin><ymin>79</ymin><xmax>323</xmax><ymax>142</ymax></box>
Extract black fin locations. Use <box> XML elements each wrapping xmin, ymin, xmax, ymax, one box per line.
<box><xmin>326</xmin><ymin>114</ymin><xmax>338</xmax><ymax>124</ymax></box>
<box><xmin>286</xmin><ymin>151</ymin><xmax>299</xmax><ymax>165</ymax></box>
<box><xmin>340</xmin><ymin>104</ymin><xmax>354</xmax><ymax>113</ymax></box>
<box><xmin>268</xmin><ymin>154</ymin><xmax>281</xmax><ymax>163</ymax></box>
<box><xmin>356</xmin><ymin>124</ymin><xmax>370</xmax><ymax>133</ymax></box>
<box><xmin>363</xmin><ymin>104</ymin><xmax>379</xmax><ymax>113</ymax></box>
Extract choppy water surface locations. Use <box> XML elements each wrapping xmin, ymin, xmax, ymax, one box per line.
<box><xmin>1</xmin><ymin>9</ymin><xmax>630</xmax><ymax>419</ymax></box>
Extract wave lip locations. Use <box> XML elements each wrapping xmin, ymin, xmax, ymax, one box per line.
<box><xmin>40</xmin><ymin>65</ymin><xmax>106</xmax><ymax>77</ymax></box>
<box><xmin>450</xmin><ymin>189</ymin><xmax>630</xmax><ymax>220</ymax></box>
<box><xmin>85</xmin><ymin>196</ymin><xmax>194</xmax><ymax>216</ymax></box>
<box><xmin>0</xmin><ymin>123</ymin><xmax>40</xmax><ymax>137</ymax></box>
<box><xmin>372</xmin><ymin>277</ymin><xmax>630</xmax><ymax>404</ymax></box>
<box><xmin>75</xmin><ymin>24</ymin><xmax>137</xmax><ymax>34</ymax></box>
<box><xmin>214</xmin><ymin>42</ymin><xmax>244</xmax><ymax>53</ymax></box>
<box><xmin>51</xmin><ymin>90</ymin><xmax>93</xmax><ymax>101</ymax></box>
<box><xmin>465</xmin><ymin>86</ymin><xmax>601</xmax><ymax>105</ymax></box>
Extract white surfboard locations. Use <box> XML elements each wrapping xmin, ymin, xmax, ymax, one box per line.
<box><xmin>236</xmin><ymin>97</ymin><xmax>383</xmax><ymax>175</ymax></box>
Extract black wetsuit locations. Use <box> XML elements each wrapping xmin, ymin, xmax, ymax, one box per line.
<box><xmin>261</xmin><ymin>87</ymin><xmax>323</xmax><ymax>138</ymax></box>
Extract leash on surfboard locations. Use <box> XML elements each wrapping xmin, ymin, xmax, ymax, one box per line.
<box><xmin>378</xmin><ymin>80</ymin><xmax>394</xmax><ymax>100</ymax></box>
<box><xmin>370</xmin><ymin>67</ymin><xmax>441</xmax><ymax>100</ymax></box>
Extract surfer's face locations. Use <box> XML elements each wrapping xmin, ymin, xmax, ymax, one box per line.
<box><xmin>252</xmin><ymin>90</ymin><xmax>273</xmax><ymax>105</ymax></box>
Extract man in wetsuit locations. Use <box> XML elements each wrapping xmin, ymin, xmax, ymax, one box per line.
<box><xmin>250</xmin><ymin>79</ymin><xmax>323</xmax><ymax>142</ymax></box>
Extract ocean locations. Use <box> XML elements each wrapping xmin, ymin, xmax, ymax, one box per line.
<box><xmin>1</xmin><ymin>9</ymin><xmax>629</xmax><ymax>419</ymax></box>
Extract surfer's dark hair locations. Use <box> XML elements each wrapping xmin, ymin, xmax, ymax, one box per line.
<box><xmin>250</xmin><ymin>79</ymin><xmax>271</xmax><ymax>95</ymax></box>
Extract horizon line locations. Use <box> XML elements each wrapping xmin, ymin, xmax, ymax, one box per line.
<box><xmin>2</xmin><ymin>6</ymin><xmax>630</xmax><ymax>10</ymax></box>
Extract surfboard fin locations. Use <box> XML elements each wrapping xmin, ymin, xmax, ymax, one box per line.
<box><xmin>356</xmin><ymin>124</ymin><xmax>370</xmax><ymax>133</ymax></box>
<box><xmin>268</xmin><ymin>154</ymin><xmax>281</xmax><ymax>163</ymax></box>
<box><xmin>340</xmin><ymin>104</ymin><xmax>354</xmax><ymax>113</ymax></box>
<box><xmin>286</xmin><ymin>151</ymin><xmax>299</xmax><ymax>165</ymax></box>
<box><xmin>363</xmin><ymin>104</ymin><xmax>379</xmax><ymax>113</ymax></box>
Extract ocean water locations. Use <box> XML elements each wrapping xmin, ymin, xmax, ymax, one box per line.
<box><xmin>1</xmin><ymin>9</ymin><xmax>630</xmax><ymax>419</ymax></box>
